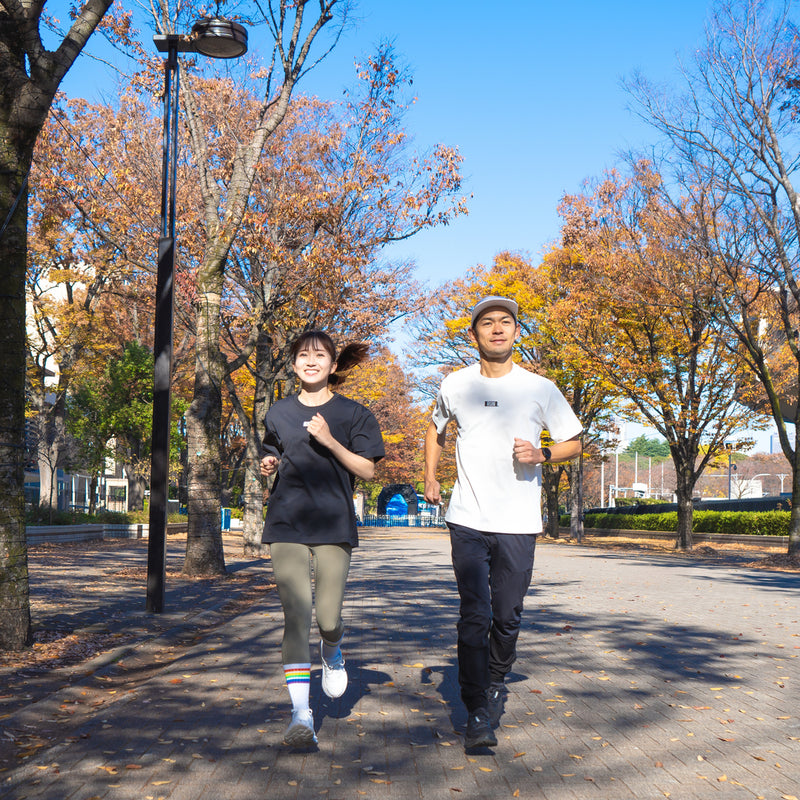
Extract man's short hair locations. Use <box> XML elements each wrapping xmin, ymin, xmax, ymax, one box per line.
<box><xmin>470</xmin><ymin>296</ymin><xmax>519</xmax><ymax>328</ymax></box>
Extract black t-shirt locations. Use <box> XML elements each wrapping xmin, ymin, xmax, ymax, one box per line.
<box><xmin>261</xmin><ymin>393</ymin><xmax>385</xmax><ymax>547</ymax></box>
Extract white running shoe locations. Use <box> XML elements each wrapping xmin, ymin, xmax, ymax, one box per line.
<box><xmin>283</xmin><ymin>708</ymin><xmax>317</xmax><ymax>747</ymax></box>
<box><xmin>320</xmin><ymin>641</ymin><xmax>348</xmax><ymax>698</ymax></box>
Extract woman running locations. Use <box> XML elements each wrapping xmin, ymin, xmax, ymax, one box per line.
<box><xmin>260</xmin><ymin>330</ymin><xmax>384</xmax><ymax>747</ymax></box>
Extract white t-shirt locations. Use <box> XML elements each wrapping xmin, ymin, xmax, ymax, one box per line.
<box><xmin>431</xmin><ymin>363</ymin><xmax>582</xmax><ymax>534</ymax></box>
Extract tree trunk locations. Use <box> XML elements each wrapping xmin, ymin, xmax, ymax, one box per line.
<box><xmin>569</xmin><ymin>454</ymin><xmax>584</xmax><ymax>544</ymax></box>
<box><xmin>36</xmin><ymin>390</ymin><xmax>66</xmax><ymax>512</ymax></box>
<box><xmin>242</xmin><ymin>443</ymin><xmax>267</xmax><ymax>557</ymax></box>
<box><xmin>673</xmin><ymin>462</ymin><xmax>695</xmax><ymax>551</ymax></box>
<box><xmin>37</xmin><ymin>456</ymin><xmax>55</xmax><ymax>512</ymax></box>
<box><xmin>241</xmin><ymin>379</ymin><xmax>267</xmax><ymax>557</ymax></box>
<box><xmin>88</xmin><ymin>474</ymin><xmax>98</xmax><ymax>515</ymax></box>
<box><xmin>542</xmin><ymin>465</ymin><xmax>561</xmax><ymax>538</ymax></box>
<box><xmin>184</xmin><ymin>257</ymin><xmax>226</xmax><ymax>576</ymax></box>
<box><xmin>789</xmin><ymin>426</ymin><xmax>800</xmax><ymax>557</ymax></box>
<box><xmin>0</xmin><ymin>154</ymin><xmax>32</xmax><ymax>649</ymax></box>
<box><xmin>126</xmin><ymin>473</ymin><xmax>146</xmax><ymax>512</ymax></box>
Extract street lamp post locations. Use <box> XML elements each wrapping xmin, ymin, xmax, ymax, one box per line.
<box><xmin>146</xmin><ymin>18</ymin><xmax>247</xmax><ymax>614</ymax></box>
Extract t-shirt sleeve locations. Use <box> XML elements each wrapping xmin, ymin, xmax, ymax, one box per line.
<box><xmin>262</xmin><ymin>412</ymin><xmax>283</xmax><ymax>459</ymax></box>
<box><xmin>349</xmin><ymin>404</ymin><xmax>386</xmax><ymax>462</ymax></box>
<box><xmin>543</xmin><ymin>382</ymin><xmax>583</xmax><ymax>442</ymax></box>
<box><xmin>430</xmin><ymin>385</ymin><xmax>453</xmax><ymax>434</ymax></box>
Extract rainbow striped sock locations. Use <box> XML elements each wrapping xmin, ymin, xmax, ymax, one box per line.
<box><xmin>284</xmin><ymin>663</ymin><xmax>311</xmax><ymax>710</ymax></box>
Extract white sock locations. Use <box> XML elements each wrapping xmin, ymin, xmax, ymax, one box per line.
<box><xmin>283</xmin><ymin>663</ymin><xmax>310</xmax><ymax>711</ymax></box>
<box><xmin>321</xmin><ymin>636</ymin><xmax>343</xmax><ymax>662</ymax></box>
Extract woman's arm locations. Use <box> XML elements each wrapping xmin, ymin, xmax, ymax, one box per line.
<box><xmin>305</xmin><ymin>412</ymin><xmax>376</xmax><ymax>480</ymax></box>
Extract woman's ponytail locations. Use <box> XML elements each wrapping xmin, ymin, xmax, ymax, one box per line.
<box><xmin>329</xmin><ymin>342</ymin><xmax>369</xmax><ymax>386</ymax></box>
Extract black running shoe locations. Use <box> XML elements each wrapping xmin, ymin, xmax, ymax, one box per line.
<box><xmin>464</xmin><ymin>709</ymin><xmax>498</xmax><ymax>748</ymax></box>
<box><xmin>488</xmin><ymin>682</ymin><xmax>506</xmax><ymax>728</ymax></box>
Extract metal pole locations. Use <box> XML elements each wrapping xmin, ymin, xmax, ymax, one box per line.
<box><xmin>147</xmin><ymin>42</ymin><xmax>179</xmax><ymax>614</ymax></box>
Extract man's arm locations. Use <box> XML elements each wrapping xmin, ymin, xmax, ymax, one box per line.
<box><xmin>513</xmin><ymin>433</ymin><xmax>582</xmax><ymax>465</ymax></box>
<box><xmin>424</xmin><ymin>421</ymin><xmax>447</xmax><ymax>504</ymax></box>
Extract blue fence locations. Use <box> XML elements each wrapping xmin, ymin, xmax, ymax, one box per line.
<box><xmin>362</xmin><ymin>514</ymin><xmax>446</xmax><ymax>529</ymax></box>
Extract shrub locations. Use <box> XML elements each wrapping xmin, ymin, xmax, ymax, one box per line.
<box><xmin>25</xmin><ymin>508</ymin><xmax>186</xmax><ymax>526</ymax></box>
<box><xmin>581</xmin><ymin>510</ymin><xmax>789</xmax><ymax>536</ymax></box>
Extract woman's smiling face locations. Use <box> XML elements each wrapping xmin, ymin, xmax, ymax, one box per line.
<box><xmin>292</xmin><ymin>339</ymin><xmax>337</xmax><ymax>386</ymax></box>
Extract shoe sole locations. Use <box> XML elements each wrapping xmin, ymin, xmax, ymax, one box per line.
<box><xmin>464</xmin><ymin>733</ymin><xmax>498</xmax><ymax>748</ymax></box>
<box><xmin>283</xmin><ymin>724</ymin><xmax>317</xmax><ymax>747</ymax></box>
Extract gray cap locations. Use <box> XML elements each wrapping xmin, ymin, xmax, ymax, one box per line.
<box><xmin>470</xmin><ymin>295</ymin><xmax>519</xmax><ymax>326</ymax></box>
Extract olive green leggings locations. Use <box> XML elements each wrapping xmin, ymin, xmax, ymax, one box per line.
<box><xmin>269</xmin><ymin>541</ymin><xmax>352</xmax><ymax>665</ymax></box>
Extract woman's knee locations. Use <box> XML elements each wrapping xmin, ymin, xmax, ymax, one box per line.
<box><xmin>317</xmin><ymin>619</ymin><xmax>344</xmax><ymax>644</ymax></box>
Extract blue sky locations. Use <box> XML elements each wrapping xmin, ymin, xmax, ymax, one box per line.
<box><xmin>289</xmin><ymin>0</ymin><xmax>714</xmax><ymax>284</ymax></box>
<box><xmin>58</xmin><ymin>0</ymin><xmax>783</xmax><ymax>450</ymax></box>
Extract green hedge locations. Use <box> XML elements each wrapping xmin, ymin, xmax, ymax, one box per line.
<box><xmin>560</xmin><ymin>510</ymin><xmax>789</xmax><ymax>537</ymax></box>
<box><xmin>611</xmin><ymin>497</ymin><xmax>666</xmax><ymax>507</ymax></box>
<box><xmin>26</xmin><ymin>508</ymin><xmax>186</xmax><ymax>526</ymax></box>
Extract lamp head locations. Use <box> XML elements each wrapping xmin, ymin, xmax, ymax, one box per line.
<box><xmin>191</xmin><ymin>17</ymin><xmax>248</xmax><ymax>58</ymax></box>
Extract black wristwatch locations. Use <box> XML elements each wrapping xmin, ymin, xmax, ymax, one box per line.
<box><xmin>541</xmin><ymin>447</ymin><xmax>552</xmax><ymax>463</ymax></box>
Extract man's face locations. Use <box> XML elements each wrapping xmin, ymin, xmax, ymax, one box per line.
<box><xmin>469</xmin><ymin>307</ymin><xmax>520</xmax><ymax>359</ymax></box>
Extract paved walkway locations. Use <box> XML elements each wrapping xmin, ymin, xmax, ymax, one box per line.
<box><xmin>2</xmin><ymin>531</ymin><xmax>799</xmax><ymax>799</ymax></box>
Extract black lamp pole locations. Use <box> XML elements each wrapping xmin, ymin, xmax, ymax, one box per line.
<box><xmin>146</xmin><ymin>20</ymin><xmax>247</xmax><ymax>614</ymax></box>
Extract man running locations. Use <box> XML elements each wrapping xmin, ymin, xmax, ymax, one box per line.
<box><xmin>424</xmin><ymin>295</ymin><xmax>582</xmax><ymax>749</ymax></box>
